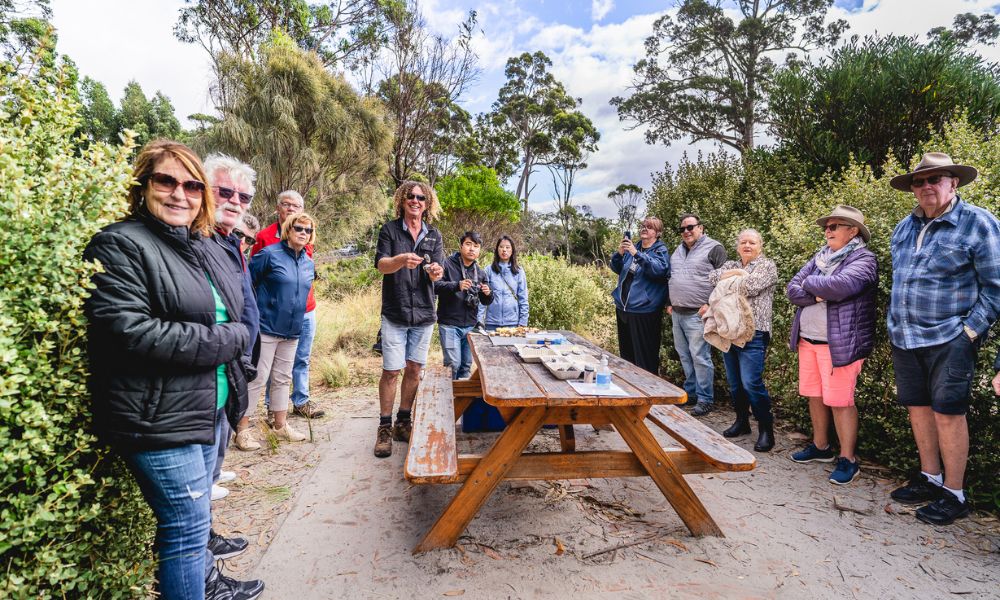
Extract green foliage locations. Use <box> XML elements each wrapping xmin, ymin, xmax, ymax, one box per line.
<box><xmin>520</xmin><ymin>255</ymin><xmax>617</xmax><ymax>351</ymax></box>
<box><xmin>435</xmin><ymin>165</ymin><xmax>520</xmax><ymax>250</ymax></box>
<box><xmin>612</xmin><ymin>0</ymin><xmax>847</xmax><ymax>153</ymax></box>
<box><xmin>0</xmin><ymin>52</ymin><xmax>154</xmax><ymax>596</ymax></box>
<box><xmin>769</xmin><ymin>35</ymin><xmax>1000</xmax><ymax>177</ymax></box>
<box><xmin>645</xmin><ymin>116</ymin><xmax>1000</xmax><ymax>508</ymax></box>
<box><xmin>197</xmin><ymin>37</ymin><xmax>392</xmax><ymax>247</ymax></box>
<box><xmin>75</xmin><ymin>78</ymin><xmax>183</xmax><ymax>148</ymax></box>
<box><xmin>316</xmin><ymin>256</ymin><xmax>380</xmax><ymax>300</ymax></box>
<box><xmin>0</xmin><ymin>0</ymin><xmax>51</xmax><ymax>66</ymax></box>
<box><xmin>929</xmin><ymin>11</ymin><xmax>1000</xmax><ymax>47</ymax></box>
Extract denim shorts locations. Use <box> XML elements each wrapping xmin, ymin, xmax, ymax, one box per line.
<box><xmin>891</xmin><ymin>332</ymin><xmax>979</xmax><ymax>415</ymax></box>
<box><xmin>381</xmin><ymin>316</ymin><xmax>434</xmax><ymax>371</ymax></box>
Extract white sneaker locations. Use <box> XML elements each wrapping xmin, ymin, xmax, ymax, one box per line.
<box><xmin>217</xmin><ymin>470</ymin><xmax>237</xmax><ymax>484</ymax></box>
<box><xmin>211</xmin><ymin>484</ymin><xmax>230</xmax><ymax>501</ymax></box>
<box><xmin>273</xmin><ymin>422</ymin><xmax>307</xmax><ymax>442</ymax></box>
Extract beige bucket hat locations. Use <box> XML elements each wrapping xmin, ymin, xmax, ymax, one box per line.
<box><xmin>889</xmin><ymin>152</ymin><xmax>978</xmax><ymax>191</ymax></box>
<box><xmin>816</xmin><ymin>205</ymin><xmax>871</xmax><ymax>243</ymax></box>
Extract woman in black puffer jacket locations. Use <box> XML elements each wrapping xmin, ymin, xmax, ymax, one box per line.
<box><xmin>83</xmin><ymin>140</ymin><xmax>257</xmax><ymax>599</ymax></box>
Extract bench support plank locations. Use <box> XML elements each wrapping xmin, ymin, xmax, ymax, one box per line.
<box><xmin>609</xmin><ymin>407</ymin><xmax>724</xmax><ymax>537</ymax></box>
<box><xmin>455</xmin><ymin>447</ymin><xmax>721</xmax><ymax>480</ymax></box>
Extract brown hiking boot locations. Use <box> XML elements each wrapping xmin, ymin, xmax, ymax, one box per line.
<box><xmin>292</xmin><ymin>401</ymin><xmax>326</xmax><ymax>419</ymax></box>
<box><xmin>392</xmin><ymin>419</ymin><xmax>412</xmax><ymax>443</ymax></box>
<box><xmin>373</xmin><ymin>424</ymin><xmax>393</xmax><ymax>458</ymax></box>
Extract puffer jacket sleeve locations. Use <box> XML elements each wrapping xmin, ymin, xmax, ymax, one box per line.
<box><xmin>633</xmin><ymin>244</ymin><xmax>670</xmax><ymax>281</ymax></box>
<box><xmin>787</xmin><ymin>258</ymin><xmax>819</xmax><ymax>307</ymax></box>
<box><xmin>801</xmin><ymin>251</ymin><xmax>877</xmax><ymax>302</ymax></box>
<box><xmin>85</xmin><ymin>230</ymin><xmax>248</xmax><ymax>369</ymax></box>
<box><xmin>517</xmin><ymin>269</ymin><xmax>529</xmax><ymax>326</ymax></box>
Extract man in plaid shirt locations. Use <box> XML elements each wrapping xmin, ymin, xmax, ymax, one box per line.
<box><xmin>886</xmin><ymin>152</ymin><xmax>1000</xmax><ymax>526</ymax></box>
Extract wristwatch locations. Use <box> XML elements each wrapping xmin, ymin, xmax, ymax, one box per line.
<box><xmin>963</xmin><ymin>325</ymin><xmax>978</xmax><ymax>341</ymax></box>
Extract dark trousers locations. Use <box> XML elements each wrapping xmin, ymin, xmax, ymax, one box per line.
<box><xmin>616</xmin><ymin>308</ymin><xmax>663</xmax><ymax>374</ymax></box>
<box><xmin>722</xmin><ymin>330</ymin><xmax>774</xmax><ymax>425</ymax></box>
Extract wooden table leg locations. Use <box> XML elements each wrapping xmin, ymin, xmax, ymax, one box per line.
<box><xmin>608</xmin><ymin>407</ymin><xmax>724</xmax><ymax>537</ymax></box>
<box><xmin>559</xmin><ymin>425</ymin><xmax>576</xmax><ymax>452</ymax></box>
<box><xmin>414</xmin><ymin>406</ymin><xmax>548</xmax><ymax>553</ymax></box>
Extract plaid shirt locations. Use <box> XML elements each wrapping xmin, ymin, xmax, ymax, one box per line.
<box><xmin>888</xmin><ymin>197</ymin><xmax>1000</xmax><ymax>349</ymax></box>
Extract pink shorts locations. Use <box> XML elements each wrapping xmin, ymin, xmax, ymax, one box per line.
<box><xmin>797</xmin><ymin>339</ymin><xmax>864</xmax><ymax>407</ymax></box>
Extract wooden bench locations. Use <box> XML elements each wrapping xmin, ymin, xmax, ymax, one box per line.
<box><xmin>645</xmin><ymin>404</ymin><xmax>756</xmax><ymax>472</ymax></box>
<box><xmin>405</xmin><ymin>367</ymin><xmax>459</xmax><ymax>484</ymax></box>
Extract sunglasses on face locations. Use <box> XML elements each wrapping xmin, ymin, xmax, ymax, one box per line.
<box><xmin>406</xmin><ymin>193</ymin><xmax>427</xmax><ymax>202</ymax></box>
<box><xmin>677</xmin><ymin>224</ymin><xmax>700</xmax><ymax>233</ymax></box>
<box><xmin>823</xmin><ymin>223</ymin><xmax>852</xmax><ymax>232</ymax></box>
<box><xmin>291</xmin><ymin>225</ymin><xmax>314</xmax><ymax>234</ymax></box>
<box><xmin>910</xmin><ymin>174</ymin><xmax>950</xmax><ymax>188</ymax></box>
<box><xmin>214</xmin><ymin>185</ymin><xmax>253</xmax><ymax>205</ymax></box>
<box><xmin>233</xmin><ymin>229</ymin><xmax>256</xmax><ymax>245</ymax></box>
<box><xmin>148</xmin><ymin>173</ymin><xmax>205</xmax><ymax>199</ymax></box>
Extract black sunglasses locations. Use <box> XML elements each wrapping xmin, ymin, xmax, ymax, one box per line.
<box><xmin>148</xmin><ymin>173</ymin><xmax>205</xmax><ymax>198</ymax></box>
<box><xmin>823</xmin><ymin>223</ymin><xmax>852</xmax><ymax>232</ymax></box>
<box><xmin>214</xmin><ymin>185</ymin><xmax>253</xmax><ymax>205</ymax></box>
<box><xmin>292</xmin><ymin>225</ymin><xmax>314</xmax><ymax>234</ymax></box>
<box><xmin>910</xmin><ymin>174</ymin><xmax>950</xmax><ymax>188</ymax></box>
<box><xmin>677</xmin><ymin>223</ymin><xmax>700</xmax><ymax>233</ymax></box>
<box><xmin>233</xmin><ymin>228</ymin><xmax>256</xmax><ymax>245</ymax></box>
<box><xmin>406</xmin><ymin>193</ymin><xmax>427</xmax><ymax>202</ymax></box>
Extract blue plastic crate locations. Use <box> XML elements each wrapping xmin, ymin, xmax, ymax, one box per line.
<box><xmin>461</xmin><ymin>397</ymin><xmax>506</xmax><ymax>432</ymax></box>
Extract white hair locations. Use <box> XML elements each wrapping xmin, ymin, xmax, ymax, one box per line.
<box><xmin>203</xmin><ymin>153</ymin><xmax>257</xmax><ymax>197</ymax></box>
<box><xmin>277</xmin><ymin>189</ymin><xmax>304</xmax><ymax>206</ymax></box>
<box><xmin>736</xmin><ymin>228</ymin><xmax>763</xmax><ymax>246</ymax></box>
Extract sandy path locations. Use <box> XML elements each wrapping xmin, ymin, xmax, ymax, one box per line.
<box><xmin>212</xmin><ymin>387</ymin><xmax>999</xmax><ymax>599</ymax></box>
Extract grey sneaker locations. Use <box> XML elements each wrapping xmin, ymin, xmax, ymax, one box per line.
<box><xmin>691</xmin><ymin>402</ymin><xmax>712</xmax><ymax>416</ymax></box>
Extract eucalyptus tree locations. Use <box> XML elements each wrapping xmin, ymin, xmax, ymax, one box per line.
<box><xmin>612</xmin><ymin>0</ymin><xmax>846</xmax><ymax>153</ymax></box>
<box><xmin>608</xmin><ymin>183</ymin><xmax>643</xmax><ymax>234</ymax></box>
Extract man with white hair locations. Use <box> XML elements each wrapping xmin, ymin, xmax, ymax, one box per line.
<box><xmin>202</xmin><ymin>153</ymin><xmax>265</xmax><ymax>599</ymax></box>
<box><xmin>249</xmin><ymin>190</ymin><xmax>324</xmax><ymax>423</ymax></box>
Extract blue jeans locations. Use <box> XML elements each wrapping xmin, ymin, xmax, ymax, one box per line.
<box><xmin>671</xmin><ymin>310</ymin><xmax>714</xmax><ymax>404</ymax></box>
<box><xmin>265</xmin><ymin>309</ymin><xmax>315</xmax><ymax>409</ymax></box>
<box><xmin>122</xmin><ymin>410</ymin><xmax>222</xmax><ymax>599</ymax></box>
<box><xmin>440</xmin><ymin>325</ymin><xmax>474</xmax><ymax>380</ymax></box>
<box><xmin>722</xmin><ymin>330</ymin><xmax>774</xmax><ymax>424</ymax></box>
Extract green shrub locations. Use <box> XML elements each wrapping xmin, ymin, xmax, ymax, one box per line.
<box><xmin>315</xmin><ymin>255</ymin><xmax>380</xmax><ymax>300</ymax></box>
<box><xmin>645</xmin><ymin>116</ymin><xmax>1000</xmax><ymax>509</ymax></box>
<box><xmin>0</xmin><ymin>58</ymin><xmax>155</xmax><ymax>595</ymax></box>
<box><xmin>520</xmin><ymin>255</ymin><xmax>618</xmax><ymax>352</ymax></box>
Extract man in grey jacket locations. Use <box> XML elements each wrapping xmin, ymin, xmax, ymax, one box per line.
<box><xmin>667</xmin><ymin>214</ymin><xmax>728</xmax><ymax>416</ymax></box>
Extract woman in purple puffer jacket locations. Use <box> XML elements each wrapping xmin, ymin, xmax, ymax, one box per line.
<box><xmin>786</xmin><ymin>205</ymin><xmax>878</xmax><ymax>487</ymax></box>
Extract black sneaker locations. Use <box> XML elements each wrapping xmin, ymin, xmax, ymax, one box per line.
<box><xmin>208</xmin><ymin>530</ymin><xmax>249</xmax><ymax>559</ymax></box>
<box><xmin>205</xmin><ymin>565</ymin><xmax>265</xmax><ymax>600</ymax></box>
<box><xmin>890</xmin><ymin>474</ymin><xmax>944</xmax><ymax>505</ymax></box>
<box><xmin>915</xmin><ymin>490</ymin><xmax>970</xmax><ymax>526</ymax></box>
<box><xmin>691</xmin><ymin>402</ymin><xmax>712</xmax><ymax>416</ymax></box>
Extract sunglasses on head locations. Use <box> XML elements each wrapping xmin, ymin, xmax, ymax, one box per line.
<box><xmin>677</xmin><ymin>224</ymin><xmax>700</xmax><ymax>233</ymax></box>
<box><xmin>823</xmin><ymin>223</ymin><xmax>852</xmax><ymax>232</ymax></box>
<box><xmin>406</xmin><ymin>193</ymin><xmax>427</xmax><ymax>202</ymax></box>
<box><xmin>148</xmin><ymin>173</ymin><xmax>205</xmax><ymax>198</ymax></box>
<box><xmin>291</xmin><ymin>225</ymin><xmax>314</xmax><ymax>235</ymax></box>
<box><xmin>910</xmin><ymin>174</ymin><xmax>950</xmax><ymax>188</ymax></box>
<box><xmin>214</xmin><ymin>185</ymin><xmax>253</xmax><ymax>205</ymax></box>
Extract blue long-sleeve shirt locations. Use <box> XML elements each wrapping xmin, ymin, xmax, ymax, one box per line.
<box><xmin>888</xmin><ymin>197</ymin><xmax>1000</xmax><ymax>349</ymax></box>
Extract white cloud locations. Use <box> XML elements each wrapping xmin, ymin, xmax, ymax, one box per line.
<box><xmin>592</xmin><ymin>0</ymin><xmax>615</xmax><ymax>23</ymax></box>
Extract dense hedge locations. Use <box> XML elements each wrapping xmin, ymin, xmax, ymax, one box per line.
<box><xmin>647</xmin><ymin>117</ymin><xmax>1000</xmax><ymax>509</ymax></box>
<box><xmin>0</xmin><ymin>61</ymin><xmax>155</xmax><ymax>595</ymax></box>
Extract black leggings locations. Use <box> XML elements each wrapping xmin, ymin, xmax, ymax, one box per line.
<box><xmin>615</xmin><ymin>308</ymin><xmax>664</xmax><ymax>374</ymax></box>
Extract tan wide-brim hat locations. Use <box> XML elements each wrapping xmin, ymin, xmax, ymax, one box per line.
<box><xmin>889</xmin><ymin>152</ymin><xmax>978</xmax><ymax>191</ymax></box>
<box><xmin>816</xmin><ymin>204</ymin><xmax>871</xmax><ymax>243</ymax></box>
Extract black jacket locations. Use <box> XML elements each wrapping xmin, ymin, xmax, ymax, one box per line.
<box><xmin>84</xmin><ymin>208</ymin><xmax>250</xmax><ymax>451</ymax></box>
<box><xmin>375</xmin><ymin>218</ymin><xmax>445</xmax><ymax>326</ymax></box>
<box><xmin>434</xmin><ymin>252</ymin><xmax>495</xmax><ymax>326</ymax></box>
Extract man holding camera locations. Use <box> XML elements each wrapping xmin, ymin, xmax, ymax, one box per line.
<box><xmin>435</xmin><ymin>231</ymin><xmax>494</xmax><ymax>380</ymax></box>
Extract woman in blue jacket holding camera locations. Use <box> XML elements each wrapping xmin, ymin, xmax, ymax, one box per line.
<box><xmin>611</xmin><ymin>217</ymin><xmax>671</xmax><ymax>374</ymax></box>
<box><xmin>480</xmin><ymin>236</ymin><xmax>529</xmax><ymax>328</ymax></box>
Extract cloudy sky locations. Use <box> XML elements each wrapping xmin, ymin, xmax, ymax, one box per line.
<box><xmin>50</xmin><ymin>0</ymin><xmax>1000</xmax><ymax>217</ymax></box>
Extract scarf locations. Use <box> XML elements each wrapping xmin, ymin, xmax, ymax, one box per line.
<box><xmin>814</xmin><ymin>236</ymin><xmax>865</xmax><ymax>276</ymax></box>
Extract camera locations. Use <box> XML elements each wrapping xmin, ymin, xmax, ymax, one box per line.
<box><xmin>464</xmin><ymin>289</ymin><xmax>481</xmax><ymax>309</ymax></box>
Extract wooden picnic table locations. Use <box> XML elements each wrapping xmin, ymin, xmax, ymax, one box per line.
<box><xmin>406</xmin><ymin>330</ymin><xmax>756</xmax><ymax>553</ymax></box>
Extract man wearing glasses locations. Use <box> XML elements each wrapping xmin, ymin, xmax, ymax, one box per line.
<box><xmin>373</xmin><ymin>181</ymin><xmax>445</xmax><ymax>457</ymax></box>
<box><xmin>250</xmin><ymin>190</ymin><xmax>326</xmax><ymax>421</ymax></box>
<box><xmin>886</xmin><ymin>152</ymin><xmax>1000</xmax><ymax>526</ymax></box>
<box><xmin>667</xmin><ymin>214</ymin><xmax>727</xmax><ymax>416</ymax></box>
